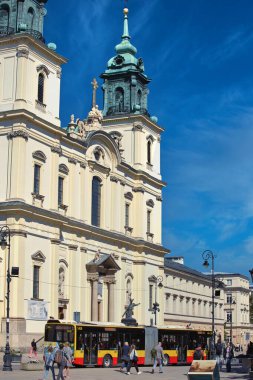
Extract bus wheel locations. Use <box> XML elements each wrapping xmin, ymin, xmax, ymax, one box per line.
<box><xmin>103</xmin><ymin>354</ymin><xmax>113</xmax><ymax>368</ymax></box>
<box><xmin>163</xmin><ymin>354</ymin><xmax>170</xmax><ymax>366</ymax></box>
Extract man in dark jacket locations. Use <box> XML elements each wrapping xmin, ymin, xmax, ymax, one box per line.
<box><xmin>120</xmin><ymin>342</ymin><xmax>130</xmax><ymax>373</ymax></box>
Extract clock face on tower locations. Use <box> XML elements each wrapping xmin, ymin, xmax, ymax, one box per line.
<box><xmin>114</xmin><ymin>55</ymin><xmax>124</xmax><ymax>66</ymax></box>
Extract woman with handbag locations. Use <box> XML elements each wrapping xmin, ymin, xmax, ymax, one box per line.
<box><xmin>126</xmin><ymin>344</ymin><xmax>141</xmax><ymax>375</ymax></box>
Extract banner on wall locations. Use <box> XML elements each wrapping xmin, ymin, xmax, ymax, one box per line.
<box><xmin>27</xmin><ymin>300</ymin><xmax>48</xmax><ymax>320</ymax></box>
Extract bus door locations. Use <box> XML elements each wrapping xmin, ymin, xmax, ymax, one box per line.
<box><xmin>83</xmin><ymin>331</ymin><xmax>98</xmax><ymax>365</ymax></box>
<box><xmin>177</xmin><ymin>334</ymin><xmax>187</xmax><ymax>363</ymax></box>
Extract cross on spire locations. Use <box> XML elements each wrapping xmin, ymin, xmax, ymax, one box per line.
<box><xmin>91</xmin><ymin>78</ymin><xmax>99</xmax><ymax>108</ymax></box>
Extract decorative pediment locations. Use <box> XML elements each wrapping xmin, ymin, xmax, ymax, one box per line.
<box><xmin>37</xmin><ymin>64</ymin><xmax>50</xmax><ymax>76</ymax></box>
<box><xmin>59</xmin><ymin>164</ymin><xmax>69</xmax><ymax>175</ymax></box>
<box><xmin>32</xmin><ymin>150</ymin><xmax>47</xmax><ymax>163</ymax></box>
<box><xmin>86</xmin><ymin>253</ymin><xmax>120</xmax><ymax>274</ymax></box>
<box><xmin>146</xmin><ymin>199</ymin><xmax>154</xmax><ymax>208</ymax></box>
<box><xmin>31</xmin><ymin>251</ymin><xmax>46</xmax><ymax>263</ymax></box>
<box><xmin>124</xmin><ymin>192</ymin><xmax>133</xmax><ymax>201</ymax></box>
<box><xmin>146</xmin><ymin>134</ymin><xmax>155</xmax><ymax>142</ymax></box>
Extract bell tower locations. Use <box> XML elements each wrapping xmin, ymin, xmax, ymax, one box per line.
<box><xmin>101</xmin><ymin>8</ymin><xmax>151</xmax><ymax>117</ymax></box>
<box><xmin>0</xmin><ymin>0</ymin><xmax>48</xmax><ymax>41</ymax></box>
<box><xmin>0</xmin><ymin>0</ymin><xmax>66</xmax><ymax>127</ymax></box>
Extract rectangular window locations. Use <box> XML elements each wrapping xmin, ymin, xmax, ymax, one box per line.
<box><xmin>227</xmin><ymin>293</ymin><xmax>232</xmax><ymax>304</ymax></box>
<box><xmin>33</xmin><ymin>265</ymin><xmax>40</xmax><ymax>299</ymax></box>
<box><xmin>149</xmin><ymin>284</ymin><xmax>153</xmax><ymax>310</ymax></box>
<box><xmin>33</xmin><ymin>164</ymin><xmax>40</xmax><ymax>194</ymax></box>
<box><xmin>147</xmin><ymin>210</ymin><xmax>151</xmax><ymax>233</ymax></box>
<box><xmin>226</xmin><ymin>312</ymin><xmax>232</xmax><ymax>322</ymax></box>
<box><xmin>227</xmin><ymin>279</ymin><xmax>232</xmax><ymax>286</ymax></box>
<box><xmin>58</xmin><ymin>177</ymin><xmax>64</xmax><ymax>205</ymax></box>
<box><xmin>125</xmin><ymin>203</ymin><xmax>130</xmax><ymax>227</ymax></box>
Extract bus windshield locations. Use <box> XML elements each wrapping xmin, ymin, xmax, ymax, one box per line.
<box><xmin>45</xmin><ymin>324</ymin><xmax>74</xmax><ymax>344</ymax></box>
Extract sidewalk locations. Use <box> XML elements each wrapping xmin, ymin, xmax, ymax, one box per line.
<box><xmin>0</xmin><ymin>362</ymin><xmax>249</xmax><ymax>380</ymax></box>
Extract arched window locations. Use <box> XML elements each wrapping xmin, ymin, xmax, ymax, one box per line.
<box><xmin>115</xmin><ymin>87</ymin><xmax>124</xmax><ymax>112</ymax></box>
<box><xmin>37</xmin><ymin>73</ymin><xmax>45</xmax><ymax>104</ymax></box>
<box><xmin>147</xmin><ymin>140</ymin><xmax>151</xmax><ymax>164</ymax></box>
<box><xmin>137</xmin><ymin>89</ymin><xmax>142</xmax><ymax>106</ymax></box>
<box><xmin>27</xmin><ymin>7</ymin><xmax>35</xmax><ymax>30</ymax></box>
<box><xmin>92</xmin><ymin>176</ymin><xmax>102</xmax><ymax>227</ymax></box>
<box><xmin>0</xmin><ymin>4</ymin><xmax>10</xmax><ymax>30</ymax></box>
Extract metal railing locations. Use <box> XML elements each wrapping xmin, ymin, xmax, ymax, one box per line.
<box><xmin>0</xmin><ymin>26</ymin><xmax>44</xmax><ymax>42</ymax></box>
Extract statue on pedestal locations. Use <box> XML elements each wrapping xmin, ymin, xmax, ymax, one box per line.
<box><xmin>121</xmin><ymin>296</ymin><xmax>140</xmax><ymax>326</ymax></box>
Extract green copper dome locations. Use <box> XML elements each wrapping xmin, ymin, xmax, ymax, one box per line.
<box><xmin>101</xmin><ymin>8</ymin><xmax>151</xmax><ymax>117</ymax></box>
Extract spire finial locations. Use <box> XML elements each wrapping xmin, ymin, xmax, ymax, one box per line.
<box><xmin>122</xmin><ymin>8</ymin><xmax>130</xmax><ymax>39</ymax></box>
<box><xmin>91</xmin><ymin>78</ymin><xmax>99</xmax><ymax>108</ymax></box>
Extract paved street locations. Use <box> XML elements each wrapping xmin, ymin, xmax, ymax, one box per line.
<box><xmin>0</xmin><ymin>363</ymin><xmax>249</xmax><ymax>380</ymax></box>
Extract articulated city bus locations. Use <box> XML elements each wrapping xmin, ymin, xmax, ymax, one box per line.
<box><xmin>44</xmin><ymin>320</ymin><xmax>211</xmax><ymax>367</ymax></box>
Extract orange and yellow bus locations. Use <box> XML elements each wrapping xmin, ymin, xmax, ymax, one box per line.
<box><xmin>44</xmin><ymin>320</ymin><xmax>211</xmax><ymax>367</ymax></box>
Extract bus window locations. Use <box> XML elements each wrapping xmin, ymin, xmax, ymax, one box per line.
<box><xmin>45</xmin><ymin>324</ymin><xmax>74</xmax><ymax>345</ymax></box>
<box><xmin>98</xmin><ymin>332</ymin><xmax>117</xmax><ymax>350</ymax></box>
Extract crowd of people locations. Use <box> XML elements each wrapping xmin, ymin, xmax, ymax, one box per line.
<box><xmin>40</xmin><ymin>341</ymin><xmax>73</xmax><ymax>380</ymax></box>
<box><xmin>31</xmin><ymin>337</ymin><xmax>249</xmax><ymax>378</ymax></box>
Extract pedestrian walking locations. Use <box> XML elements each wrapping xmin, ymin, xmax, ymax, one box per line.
<box><xmin>29</xmin><ymin>338</ymin><xmax>38</xmax><ymax>359</ymax></box>
<box><xmin>223</xmin><ymin>342</ymin><xmax>234</xmax><ymax>373</ymax></box>
<box><xmin>120</xmin><ymin>341</ymin><xmax>130</xmax><ymax>373</ymax></box>
<box><xmin>43</xmin><ymin>345</ymin><xmax>56</xmax><ymax>380</ymax></box>
<box><xmin>63</xmin><ymin>342</ymin><xmax>73</xmax><ymax>380</ymax></box>
<box><xmin>193</xmin><ymin>345</ymin><xmax>204</xmax><ymax>360</ymax></box>
<box><xmin>215</xmin><ymin>339</ymin><xmax>223</xmax><ymax>371</ymax></box>
<box><xmin>126</xmin><ymin>344</ymin><xmax>141</xmax><ymax>375</ymax></box>
<box><xmin>54</xmin><ymin>343</ymin><xmax>68</xmax><ymax>380</ymax></box>
<box><xmin>151</xmin><ymin>342</ymin><xmax>164</xmax><ymax>374</ymax></box>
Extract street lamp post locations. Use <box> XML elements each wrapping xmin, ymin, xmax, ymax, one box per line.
<box><xmin>151</xmin><ymin>275</ymin><xmax>163</xmax><ymax>325</ymax></box>
<box><xmin>1</xmin><ymin>225</ymin><xmax>12</xmax><ymax>371</ymax></box>
<box><xmin>202</xmin><ymin>250</ymin><xmax>216</xmax><ymax>359</ymax></box>
<box><xmin>228</xmin><ymin>296</ymin><xmax>236</xmax><ymax>343</ymax></box>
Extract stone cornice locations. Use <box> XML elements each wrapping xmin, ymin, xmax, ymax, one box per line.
<box><xmin>0</xmin><ymin>201</ymin><xmax>170</xmax><ymax>256</ymax></box>
<box><xmin>0</xmin><ymin>34</ymin><xmax>67</xmax><ymax>65</ymax></box>
<box><xmin>102</xmin><ymin>114</ymin><xmax>164</xmax><ymax>134</ymax></box>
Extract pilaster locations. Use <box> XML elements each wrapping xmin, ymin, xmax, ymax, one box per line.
<box><xmin>7</xmin><ymin>124</ymin><xmax>28</xmax><ymax>201</ymax></box>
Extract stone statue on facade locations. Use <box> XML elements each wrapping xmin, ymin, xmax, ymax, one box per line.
<box><xmin>121</xmin><ymin>296</ymin><xmax>140</xmax><ymax>326</ymax></box>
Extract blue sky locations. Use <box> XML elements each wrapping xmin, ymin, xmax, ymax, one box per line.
<box><xmin>44</xmin><ymin>0</ymin><xmax>253</xmax><ymax>279</ymax></box>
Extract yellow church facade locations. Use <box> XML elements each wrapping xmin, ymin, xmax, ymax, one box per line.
<box><xmin>0</xmin><ymin>4</ymin><xmax>168</xmax><ymax>347</ymax></box>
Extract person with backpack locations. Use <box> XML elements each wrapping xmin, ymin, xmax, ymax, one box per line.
<box><xmin>126</xmin><ymin>344</ymin><xmax>141</xmax><ymax>375</ymax></box>
<box><xmin>43</xmin><ymin>345</ymin><xmax>56</xmax><ymax>380</ymax></box>
<box><xmin>151</xmin><ymin>342</ymin><xmax>164</xmax><ymax>374</ymax></box>
<box><xmin>193</xmin><ymin>345</ymin><xmax>204</xmax><ymax>360</ymax></box>
<box><xmin>215</xmin><ymin>339</ymin><xmax>223</xmax><ymax>370</ymax></box>
<box><xmin>63</xmin><ymin>342</ymin><xmax>73</xmax><ymax>380</ymax></box>
<box><xmin>54</xmin><ymin>343</ymin><xmax>68</xmax><ymax>380</ymax></box>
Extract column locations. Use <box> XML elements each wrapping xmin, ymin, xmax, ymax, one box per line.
<box><xmin>108</xmin><ymin>282</ymin><xmax>115</xmax><ymax>322</ymax></box>
<box><xmin>51</xmin><ymin>239</ymin><xmax>60</xmax><ymax>319</ymax></box>
<box><xmin>132</xmin><ymin>122</ymin><xmax>144</xmax><ymax>168</ymax></box>
<box><xmin>98</xmin><ymin>300</ymin><xmax>103</xmax><ymax>322</ymax></box>
<box><xmin>91</xmin><ymin>280</ymin><xmax>98</xmax><ymax>321</ymax></box>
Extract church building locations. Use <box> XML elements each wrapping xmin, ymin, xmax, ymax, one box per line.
<box><xmin>0</xmin><ymin>1</ymin><xmax>169</xmax><ymax>347</ymax></box>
